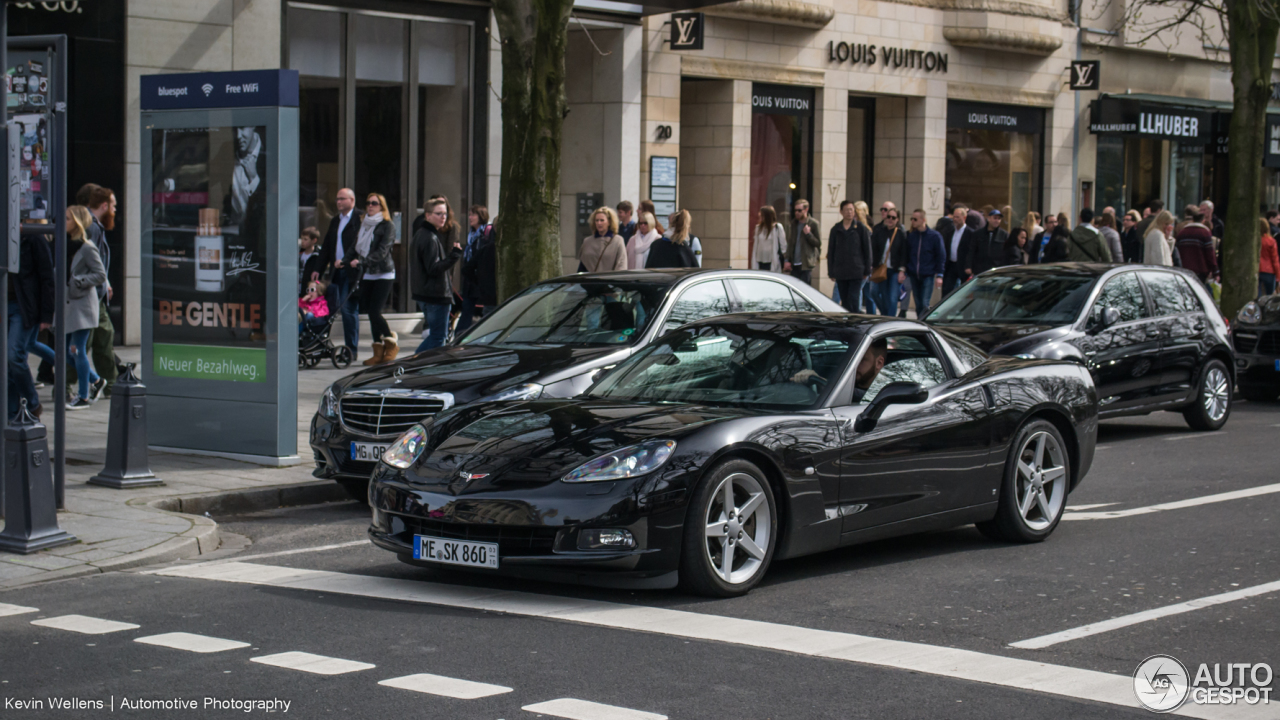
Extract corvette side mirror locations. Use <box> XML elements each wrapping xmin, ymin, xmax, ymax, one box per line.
<box><xmin>854</xmin><ymin>382</ymin><xmax>928</xmax><ymax>433</ymax></box>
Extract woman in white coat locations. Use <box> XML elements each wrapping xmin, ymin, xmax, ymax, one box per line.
<box><xmin>1144</xmin><ymin>210</ymin><xmax>1175</xmax><ymax>267</ymax></box>
<box><xmin>626</xmin><ymin>212</ymin><xmax>660</xmax><ymax>270</ymax></box>
<box><xmin>752</xmin><ymin>206</ymin><xmax>788</xmax><ymax>272</ymax></box>
<box><xmin>64</xmin><ymin>206</ymin><xmax>107</xmax><ymax>409</ymax></box>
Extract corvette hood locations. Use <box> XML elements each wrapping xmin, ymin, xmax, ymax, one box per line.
<box><xmin>339</xmin><ymin>343</ymin><xmax>617</xmax><ymax>401</ymax></box>
<box><xmin>408</xmin><ymin>399</ymin><xmax>750</xmax><ymax>493</ymax></box>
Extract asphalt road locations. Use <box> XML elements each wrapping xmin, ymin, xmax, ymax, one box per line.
<box><xmin>2</xmin><ymin>401</ymin><xmax>1278</xmax><ymax>719</ymax></box>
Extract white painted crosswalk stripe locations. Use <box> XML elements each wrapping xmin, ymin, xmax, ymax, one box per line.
<box><xmin>1064</xmin><ymin>482</ymin><xmax>1280</xmax><ymax>520</ymax></box>
<box><xmin>250</xmin><ymin>651</ymin><xmax>375</xmax><ymax>675</ymax></box>
<box><xmin>522</xmin><ymin>698</ymin><xmax>667</xmax><ymax>720</ymax></box>
<box><xmin>30</xmin><ymin>615</ymin><xmax>140</xmax><ymax>635</ymax></box>
<box><xmin>153</xmin><ymin>561</ymin><xmax>1273</xmax><ymax>720</ymax></box>
<box><xmin>378</xmin><ymin>673</ymin><xmax>512</xmax><ymax>699</ymax></box>
<box><xmin>1010</xmin><ymin>579</ymin><xmax>1280</xmax><ymax>650</ymax></box>
<box><xmin>134</xmin><ymin>632</ymin><xmax>250</xmax><ymax>654</ymax></box>
<box><xmin>0</xmin><ymin>602</ymin><xmax>38</xmax><ymax>618</ymax></box>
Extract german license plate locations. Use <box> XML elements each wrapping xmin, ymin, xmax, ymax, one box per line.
<box><xmin>413</xmin><ymin>535</ymin><xmax>499</xmax><ymax>569</ymax></box>
<box><xmin>350</xmin><ymin>441</ymin><xmax>390</xmax><ymax>463</ymax></box>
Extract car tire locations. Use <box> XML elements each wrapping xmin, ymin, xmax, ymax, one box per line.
<box><xmin>679</xmin><ymin>459</ymin><xmax>777</xmax><ymax>598</ymax></box>
<box><xmin>1240</xmin><ymin>383</ymin><xmax>1280</xmax><ymax>403</ymax></box>
<box><xmin>976</xmin><ymin>419</ymin><xmax>1070</xmax><ymax>544</ymax></box>
<box><xmin>337</xmin><ymin>478</ymin><xmax>369</xmax><ymax>505</ymax></box>
<box><xmin>1182</xmin><ymin>358</ymin><xmax>1232</xmax><ymax>431</ymax></box>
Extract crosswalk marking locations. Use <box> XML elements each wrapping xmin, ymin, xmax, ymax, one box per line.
<box><xmin>1010</xmin><ymin>579</ymin><xmax>1280</xmax><ymax>649</ymax></box>
<box><xmin>155</xmin><ymin>561</ymin><xmax>1274</xmax><ymax>720</ymax></box>
<box><xmin>522</xmin><ymin>698</ymin><xmax>667</xmax><ymax>720</ymax></box>
<box><xmin>30</xmin><ymin>615</ymin><xmax>140</xmax><ymax>635</ymax></box>
<box><xmin>1063</xmin><ymin>481</ymin><xmax>1280</xmax><ymax>520</ymax></box>
<box><xmin>378</xmin><ymin>673</ymin><xmax>512</xmax><ymax>699</ymax></box>
<box><xmin>0</xmin><ymin>602</ymin><xmax>38</xmax><ymax>618</ymax></box>
<box><xmin>135</xmin><ymin>632</ymin><xmax>250</xmax><ymax>654</ymax></box>
<box><xmin>251</xmin><ymin>651</ymin><xmax>375</xmax><ymax>675</ymax></box>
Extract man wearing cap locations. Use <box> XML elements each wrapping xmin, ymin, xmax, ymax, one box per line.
<box><xmin>966</xmin><ymin>208</ymin><xmax>1008</xmax><ymax>278</ymax></box>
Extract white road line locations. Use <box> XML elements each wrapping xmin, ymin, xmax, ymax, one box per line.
<box><xmin>522</xmin><ymin>698</ymin><xmax>667</xmax><ymax>720</ymax></box>
<box><xmin>1164</xmin><ymin>432</ymin><xmax>1224</xmax><ymax>440</ymax></box>
<box><xmin>218</xmin><ymin>540</ymin><xmax>368</xmax><ymax>563</ymax></box>
<box><xmin>151</xmin><ymin>562</ymin><xmax>1267</xmax><ymax>720</ymax></box>
<box><xmin>0</xmin><ymin>602</ymin><xmax>38</xmax><ymax>618</ymax></box>
<box><xmin>1011</xmin><ymin>579</ymin><xmax>1280</xmax><ymax>650</ymax></box>
<box><xmin>378</xmin><ymin>673</ymin><xmax>512</xmax><ymax>699</ymax></box>
<box><xmin>1064</xmin><ymin>503</ymin><xmax>1117</xmax><ymax>512</ymax></box>
<box><xmin>250</xmin><ymin>651</ymin><xmax>375</xmax><ymax>675</ymax></box>
<box><xmin>134</xmin><ymin>632</ymin><xmax>250</xmax><ymax>654</ymax></box>
<box><xmin>30</xmin><ymin>615</ymin><xmax>140</xmax><ymax>635</ymax></box>
<box><xmin>1064</xmin><ymin>482</ymin><xmax>1280</xmax><ymax>520</ymax></box>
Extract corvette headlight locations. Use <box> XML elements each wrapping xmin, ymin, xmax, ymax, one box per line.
<box><xmin>382</xmin><ymin>424</ymin><xmax>429</xmax><ymax>469</ymax></box>
<box><xmin>320</xmin><ymin>386</ymin><xmax>339</xmax><ymax>419</ymax></box>
<box><xmin>476</xmin><ymin>382</ymin><xmax>544</xmax><ymax>403</ymax></box>
<box><xmin>562</xmin><ymin>440</ymin><xmax>677</xmax><ymax>483</ymax></box>
<box><xmin>1014</xmin><ymin>353</ymin><xmax>1037</xmax><ymax>360</ymax></box>
<box><xmin>1238</xmin><ymin>301</ymin><xmax>1261</xmax><ymax>324</ymax></box>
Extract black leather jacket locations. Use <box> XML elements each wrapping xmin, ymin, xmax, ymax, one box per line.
<box><xmin>411</xmin><ymin>222</ymin><xmax>462</xmax><ymax>303</ymax></box>
<box><xmin>342</xmin><ymin>219</ymin><xmax>396</xmax><ymax>277</ymax></box>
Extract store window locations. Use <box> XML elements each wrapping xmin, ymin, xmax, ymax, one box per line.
<box><xmin>846</xmin><ymin>96</ymin><xmax>875</xmax><ymax>208</ymax></box>
<box><xmin>945</xmin><ymin>101</ymin><xmax>1043</xmax><ymax>223</ymax></box>
<box><xmin>286</xmin><ymin>2</ymin><xmax>484</xmax><ymax>312</ymax></box>
<box><xmin>750</xmin><ymin>83</ymin><xmax>814</xmax><ymax>239</ymax></box>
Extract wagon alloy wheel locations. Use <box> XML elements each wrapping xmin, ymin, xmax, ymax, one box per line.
<box><xmin>1202</xmin><ymin>366</ymin><xmax>1229</xmax><ymax>422</ymax></box>
<box><xmin>703</xmin><ymin>473</ymin><xmax>772</xmax><ymax>585</ymax></box>
<box><xmin>1182</xmin><ymin>358</ymin><xmax>1231</xmax><ymax>431</ymax></box>
<box><xmin>1014</xmin><ymin>431</ymin><xmax>1066</xmax><ymax>532</ymax></box>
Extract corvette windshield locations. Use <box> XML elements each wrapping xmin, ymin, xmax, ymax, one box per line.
<box><xmin>927</xmin><ymin>273</ymin><xmax>1097</xmax><ymax>325</ymax></box>
<box><xmin>459</xmin><ymin>281</ymin><xmax>669</xmax><ymax>346</ymax></box>
<box><xmin>589</xmin><ymin>323</ymin><xmax>860</xmax><ymax>409</ymax></box>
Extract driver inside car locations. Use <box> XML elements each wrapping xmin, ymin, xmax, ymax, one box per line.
<box><xmin>836</xmin><ymin>337</ymin><xmax>887</xmax><ymax>402</ymax></box>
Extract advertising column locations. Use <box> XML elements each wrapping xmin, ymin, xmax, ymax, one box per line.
<box><xmin>140</xmin><ymin>70</ymin><xmax>299</xmax><ymax>464</ymax></box>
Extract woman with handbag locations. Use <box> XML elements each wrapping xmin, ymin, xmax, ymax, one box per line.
<box><xmin>752</xmin><ymin>206</ymin><xmax>788</xmax><ymax>272</ymax></box>
<box><xmin>344</xmin><ymin>193</ymin><xmax>398</xmax><ymax>365</ymax></box>
<box><xmin>870</xmin><ymin>207</ymin><xmax>902</xmax><ymax>316</ymax></box>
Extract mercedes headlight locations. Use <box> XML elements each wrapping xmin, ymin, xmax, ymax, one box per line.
<box><xmin>1238</xmin><ymin>301</ymin><xmax>1262</xmax><ymax>324</ymax></box>
<box><xmin>562</xmin><ymin>440</ymin><xmax>677</xmax><ymax>483</ymax></box>
<box><xmin>382</xmin><ymin>424</ymin><xmax>429</xmax><ymax>469</ymax></box>
<box><xmin>476</xmin><ymin>382</ymin><xmax>544</xmax><ymax>403</ymax></box>
<box><xmin>320</xmin><ymin>385</ymin><xmax>339</xmax><ymax>419</ymax></box>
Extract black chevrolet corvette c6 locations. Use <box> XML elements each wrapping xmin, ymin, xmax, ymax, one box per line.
<box><xmin>367</xmin><ymin>313</ymin><xmax>1098</xmax><ymax>597</ymax></box>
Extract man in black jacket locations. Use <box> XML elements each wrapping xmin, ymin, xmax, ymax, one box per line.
<box><xmin>1030</xmin><ymin>213</ymin><xmax>1059</xmax><ymax>264</ymax></box>
<box><xmin>8</xmin><ymin>233</ymin><xmax>55</xmax><ymax>419</ymax></box>
<box><xmin>828</xmin><ymin>200</ymin><xmax>874</xmax><ymax>312</ymax></box>
<box><xmin>936</xmin><ymin>204</ymin><xmax>973</xmax><ymax>295</ymax></box>
<box><xmin>967</xmin><ymin>209</ymin><xmax>1008</xmax><ymax>277</ymax></box>
<box><xmin>412</xmin><ymin>199</ymin><xmax>463</xmax><ymax>353</ymax></box>
<box><xmin>314</xmin><ymin>188</ymin><xmax>361</xmax><ymax>356</ymax></box>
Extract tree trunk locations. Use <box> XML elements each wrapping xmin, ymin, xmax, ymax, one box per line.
<box><xmin>1222</xmin><ymin>2</ymin><xmax>1280</xmax><ymax>318</ymax></box>
<box><xmin>491</xmin><ymin>0</ymin><xmax>575</xmax><ymax>302</ymax></box>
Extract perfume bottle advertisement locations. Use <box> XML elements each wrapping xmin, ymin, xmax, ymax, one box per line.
<box><xmin>150</xmin><ymin>125</ymin><xmax>268</xmax><ymax>382</ymax></box>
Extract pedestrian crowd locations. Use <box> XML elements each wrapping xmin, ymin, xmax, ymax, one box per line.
<box><xmin>7</xmin><ymin>183</ymin><xmax>121</xmax><ymax>421</ymax></box>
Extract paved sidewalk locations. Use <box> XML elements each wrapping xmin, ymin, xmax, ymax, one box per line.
<box><xmin>0</xmin><ymin>342</ymin><xmax>377</xmax><ymax>589</ymax></box>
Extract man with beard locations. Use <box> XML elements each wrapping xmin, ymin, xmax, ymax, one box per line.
<box><xmin>79</xmin><ymin>184</ymin><xmax>119</xmax><ymax>397</ymax></box>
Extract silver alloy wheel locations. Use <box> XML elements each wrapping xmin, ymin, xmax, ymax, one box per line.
<box><xmin>1203</xmin><ymin>366</ymin><xmax>1230</xmax><ymax>422</ymax></box>
<box><xmin>1014</xmin><ymin>431</ymin><xmax>1067</xmax><ymax>532</ymax></box>
<box><xmin>704</xmin><ymin>472</ymin><xmax>771</xmax><ymax>585</ymax></box>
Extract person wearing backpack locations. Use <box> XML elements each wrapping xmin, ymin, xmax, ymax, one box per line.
<box><xmin>1066</xmin><ymin>207</ymin><xmax>1111</xmax><ymax>263</ymax></box>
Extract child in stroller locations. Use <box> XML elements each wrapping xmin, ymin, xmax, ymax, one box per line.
<box><xmin>298</xmin><ymin>279</ymin><xmax>355</xmax><ymax>369</ymax></box>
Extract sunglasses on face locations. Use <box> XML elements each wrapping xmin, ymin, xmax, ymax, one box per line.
<box><xmin>887</xmin><ymin>216</ymin><xmax>899</xmax><ymax>221</ymax></box>
<box><xmin>367</xmin><ymin>200</ymin><xmax>380</xmax><ymax>207</ymax></box>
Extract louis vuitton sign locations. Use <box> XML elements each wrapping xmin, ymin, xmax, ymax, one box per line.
<box><xmin>827</xmin><ymin>42</ymin><xmax>948</xmax><ymax>73</ymax></box>
<box><xmin>670</xmin><ymin>13</ymin><xmax>704</xmax><ymax>51</ymax></box>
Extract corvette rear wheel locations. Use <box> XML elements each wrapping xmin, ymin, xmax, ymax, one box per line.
<box><xmin>680</xmin><ymin>459</ymin><xmax>777</xmax><ymax>597</ymax></box>
<box><xmin>977</xmin><ymin>419</ymin><xmax>1069</xmax><ymax>543</ymax></box>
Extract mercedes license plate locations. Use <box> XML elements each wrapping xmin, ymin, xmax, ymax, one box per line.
<box><xmin>413</xmin><ymin>535</ymin><xmax>499</xmax><ymax>569</ymax></box>
<box><xmin>350</xmin><ymin>441</ymin><xmax>390</xmax><ymax>463</ymax></box>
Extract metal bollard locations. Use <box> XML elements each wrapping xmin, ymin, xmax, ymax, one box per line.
<box><xmin>88</xmin><ymin>364</ymin><xmax>163</xmax><ymax>489</ymax></box>
<box><xmin>0</xmin><ymin>400</ymin><xmax>77</xmax><ymax>554</ymax></box>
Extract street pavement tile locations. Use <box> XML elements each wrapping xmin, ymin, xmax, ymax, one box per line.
<box><xmin>0</xmin><ymin>562</ymin><xmax>47</xmax><ymax>582</ymax></box>
<box><xmin>135</xmin><ymin>632</ymin><xmax>250</xmax><ymax>653</ymax></box>
<box><xmin>522</xmin><ymin>699</ymin><xmax>668</xmax><ymax>720</ymax></box>
<box><xmin>2</xmin><ymin>553</ymin><xmax>84</xmax><ymax>570</ymax></box>
<box><xmin>30</xmin><ymin>614</ymin><xmax>140</xmax><ymax>634</ymax></box>
<box><xmin>377</xmin><ymin>673</ymin><xmax>513</xmax><ymax>699</ymax></box>
<box><xmin>250</xmin><ymin>651</ymin><xmax>375</xmax><ymax>675</ymax></box>
<box><xmin>0</xmin><ymin>602</ymin><xmax>39</xmax><ymax>617</ymax></box>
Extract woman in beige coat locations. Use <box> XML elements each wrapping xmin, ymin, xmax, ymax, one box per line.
<box><xmin>1144</xmin><ymin>210</ymin><xmax>1175</xmax><ymax>267</ymax></box>
<box><xmin>64</xmin><ymin>206</ymin><xmax>107</xmax><ymax>409</ymax></box>
<box><xmin>578</xmin><ymin>207</ymin><xmax>627</xmax><ymax>273</ymax></box>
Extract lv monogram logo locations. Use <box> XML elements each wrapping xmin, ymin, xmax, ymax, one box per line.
<box><xmin>675</xmin><ymin>18</ymin><xmax>697</xmax><ymax>46</ymax></box>
<box><xmin>827</xmin><ymin>183</ymin><xmax>842</xmax><ymax>208</ymax></box>
<box><xmin>928</xmin><ymin>187</ymin><xmax>940</xmax><ymax>208</ymax></box>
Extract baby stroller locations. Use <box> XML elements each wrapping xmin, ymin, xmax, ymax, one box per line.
<box><xmin>299</xmin><ymin>280</ymin><xmax>355</xmax><ymax>370</ymax></box>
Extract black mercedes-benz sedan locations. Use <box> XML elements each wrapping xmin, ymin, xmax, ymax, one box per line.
<box><xmin>1231</xmin><ymin>294</ymin><xmax>1280</xmax><ymax>402</ymax></box>
<box><xmin>923</xmin><ymin>263</ymin><xmax>1235</xmax><ymax>431</ymax></box>
<box><xmin>311</xmin><ymin>269</ymin><xmax>841</xmax><ymax>500</ymax></box>
<box><xmin>367</xmin><ymin>313</ymin><xmax>1097</xmax><ymax>596</ymax></box>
